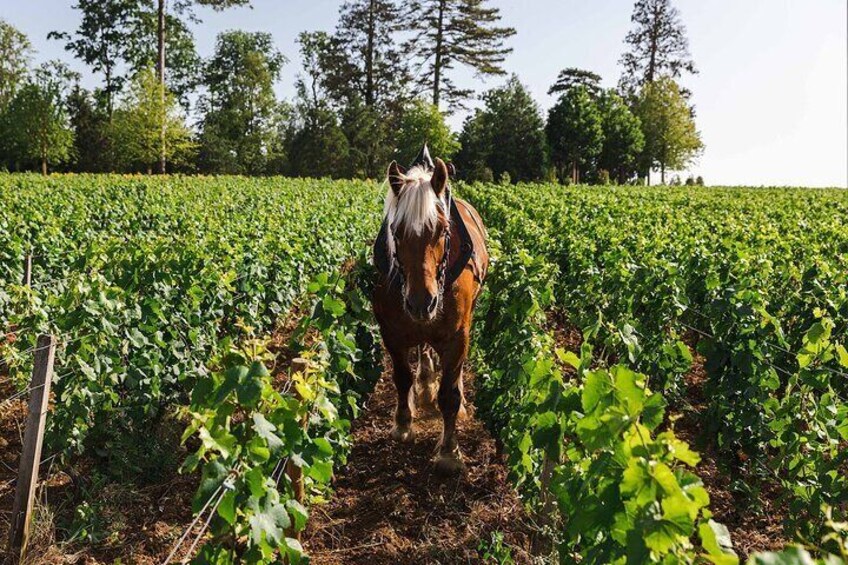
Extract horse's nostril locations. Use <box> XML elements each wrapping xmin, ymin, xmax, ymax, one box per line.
<box><xmin>405</xmin><ymin>294</ymin><xmax>437</xmax><ymax>318</ymax></box>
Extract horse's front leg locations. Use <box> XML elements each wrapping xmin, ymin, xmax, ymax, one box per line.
<box><xmin>387</xmin><ymin>345</ymin><xmax>416</xmax><ymax>443</ymax></box>
<box><xmin>434</xmin><ymin>331</ymin><xmax>469</xmax><ymax>474</ymax></box>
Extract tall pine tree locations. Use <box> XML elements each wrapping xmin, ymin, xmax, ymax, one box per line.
<box><xmin>310</xmin><ymin>0</ymin><xmax>411</xmax><ymax>178</ymax></box>
<box><xmin>548</xmin><ymin>68</ymin><xmax>603</xmax><ymax>99</ymax></box>
<box><xmin>325</xmin><ymin>0</ymin><xmax>409</xmax><ymax>110</ymax></box>
<box><xmin>618</xmin><ymin>0</ymin><xmax>697</xmax><ymax>98</ymax></box>
<box><xmin>406</xmin><ymin>0</ymin><xmax>516</xmax><ymax>111</ymax></box>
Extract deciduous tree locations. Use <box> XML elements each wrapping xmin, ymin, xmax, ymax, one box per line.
<box><xmin>546</xmin><ymin>86</ymin><xmax>604</xmax><ymax>184</ymax></box>
<box><xmin>394</xmin><ymin>99</ymin><xmax>460</xmax><ymax>164</ymax></box>
<box><xmin>197</xmin><ymin>31</ymin><xmax>287</xmax><ymax>175</ymax></box>
<box><xmin>634</xmin><ymin>77</ymin><xmax>703</xmax><ymax>184</ymax></box>
<box><xmin>49</xmin><ymin>0</ymin><xmax>139</xmax><ymax>117</ymax></box>
<box><xmin>0</xmin><ymin>19</ymin><xmax>32</xmax><ymax>110</ymax></box>
<box><xmin>109</xmin><ymin>68</ymin><xmax>194</xmax><ymax>173</ymax></box>
<box><xmin>151</xmin><ymin>0</ymin><xmax>249</xmax><ymax>173</ymax></box>
<box><xmin>456</xmin><ymin>76</ymin><xmax>546</xmax><ymax>182</ymax></box>
<box><xmin>3</xmin><ymin>62</ymin><xmax>77</xmax><ymax>174</ymax></box>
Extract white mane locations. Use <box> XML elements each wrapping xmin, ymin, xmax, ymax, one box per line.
<box><xmin>383</xmin><ymin>165</ymin><xmax>447</xmax><ymax>237</ymax></box>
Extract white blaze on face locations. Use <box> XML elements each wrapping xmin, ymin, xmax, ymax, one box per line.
<box><xmin>382</xmin><ymin>165</ymin><xmax>448</xmax><ymax>281</ymax></box>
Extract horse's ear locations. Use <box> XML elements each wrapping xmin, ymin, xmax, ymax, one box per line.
<box><xmin>388</xmin><ymin>161</ymin><xmax>406</xmax><ymax>196</ymax></box>
<box><xmin>431</xmin><ymin>158</ymin><xmax>449</xmax><ymax>197</ymax></box>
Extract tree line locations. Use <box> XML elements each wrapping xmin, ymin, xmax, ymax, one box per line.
<box><xmin>0</xmin><ymin>0</ymin><xmax>703</xmax><ymax>185</ymax></box>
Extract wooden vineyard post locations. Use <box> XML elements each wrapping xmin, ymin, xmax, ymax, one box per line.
<box><xmin>531</xmin><ymin>455</ymin><xmax>558</xmax><ymax>555</ymax></box>
<box><xmin>7</xmin><ymin>334</ymin><xmax>55</xmax><ymax>563</ymax></box>
<box><xmin>285</xmin><ymin>358</ymin><xmax>309</xmax><ymax>544</ymax></box>
<box><xmin>22</xmin><ymin>255</ymin><xmax>32</xmax><ymax>287</ymax></box>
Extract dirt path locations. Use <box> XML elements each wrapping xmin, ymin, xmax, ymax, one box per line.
<box><xmin>304</xmin><ymin>364</ymin><xmax>537</xmax><ymax>565</ymax></box>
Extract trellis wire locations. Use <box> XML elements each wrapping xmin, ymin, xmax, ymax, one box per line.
<box><xmin>181</xmin><ymin>488</ymin><xmax>228</xmax><ymax>564</ymax></box>
<box><xmin>161</xmin><ymin>482</ymin><xmax>227</xmax><ymax>565</ymax></box>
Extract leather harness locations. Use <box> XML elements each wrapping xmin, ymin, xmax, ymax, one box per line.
<box><xmin>374</xmin><ymin>185</ymin><xmax>484</xmax><ymax>295</ymax></box>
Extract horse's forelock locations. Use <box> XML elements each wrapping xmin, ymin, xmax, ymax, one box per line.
<box><xmin>383</xmin><ymin>165</ymin><xmax>448</xmax><ymax>238</ymax></box>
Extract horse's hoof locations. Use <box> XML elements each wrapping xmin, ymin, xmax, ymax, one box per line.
<box><xmin>434</xmin><ymin>452</ymin><xmax>466</xmax><ymax>475</ymax></box>
<box><xmin>390</xmin><ymin>424</ymin><xmax>415</xmax><ymax>443</ymax></box>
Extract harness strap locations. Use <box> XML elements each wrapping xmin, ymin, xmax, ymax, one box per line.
<box><xmin>375</xmin><ymin>186</ymin><xmax>480</xmax><ymax>296</ymax></box>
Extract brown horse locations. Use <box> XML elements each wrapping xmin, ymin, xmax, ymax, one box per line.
<box><xmin>372</xmin><ymin>147</ymin><xmax>488</xmax><ymax>474</ymax></box>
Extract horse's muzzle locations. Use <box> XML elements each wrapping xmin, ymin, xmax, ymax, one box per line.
<box><xmin>405</xmin><ymin>292</ymin><xmax>438</xmax><ymax>321</ymax></box>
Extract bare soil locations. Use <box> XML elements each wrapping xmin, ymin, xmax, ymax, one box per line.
<box><xmin>304</xmin><ymin>363</ymin><xmax>537</xmax><ymax>565</ymax></box>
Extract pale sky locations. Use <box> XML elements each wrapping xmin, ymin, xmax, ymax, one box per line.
<box><xmin>2</xmin><ymin>0</ymin><xmax>846</xmax><ymax>187</ymax></box>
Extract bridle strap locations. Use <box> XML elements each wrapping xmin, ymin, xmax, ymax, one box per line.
<box><xmin>390</xmin><ymin>185</ymin><xmax>453</xmax><ymax>298</ymax></box>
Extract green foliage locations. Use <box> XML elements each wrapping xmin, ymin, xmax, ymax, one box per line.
<box><xmin>472</xmin><ymin>245</ymin><xmax>735</xmax><ymax>564</ymax></box>
<box><xmin>597</xmin><ymin>89</ymin><xmax>645</xmax><ymax>184</ymax></box>
<box><xmin>635</xmin><ymin>77</ymin><xmax>703</xmax><ymax>183</ymax></box>
<box><xmin>0</xmin><ymin>175</ymin><xmax>383</xmax><ymax>460</ymax></box>
<box><xmin>183</xmin><ymin>260</ymin><xmax>382</xmax><ymax>563</ymax></box>
<box><xmin>325</xmin><ymin>0</ymin><xmax>409</xmax><ymax>111</ymax></box>
<box><xmin>1</xmin><ymin>61</ymin><xmax>76</xmax><ymax>173</ymax></box>
<box><xmin>65</xmin><ymin>85</ymin><xmax>112</xmax><ymax>172</ymax></box>
<box><xmin>339</xmin><ymin>99</ymin><xmax>395</xmax><ymax>179</ymax></box>
<box><xmin>548</xmin><ymin>67</ymin><xmax>603</xmax><ymax>99</ymax></box>
<box><xmin>462</xmin><ymin>180</ymin><xmax>848</xmax><ymax>548</ymax></box>
<box><xmin>546</xmin><ymin>85</ymin><xmax>604</xmax><ymax>183</ymax></box>
<box><xmin>394</xmin><ymin>99</ymin><xmax>461</xmax><ymax>164</ymax></box>
<box><xmin>456</xmin><ymin>76</ymin><xmax>547</xmax><ymax>182</ymax></box>
<box><xmin>4</xmin><ymin>172</ymin><xmax>847</xmax><ymax>564</ymax></box>
<box><xmin>127</xmin><ymin>8</ymin><xmax>202</xmax><ymax>106</ymax></box>
<box><xmin>49</xmin><ymin>0</ymin><xmax>142</xmax><ymax>115</ymax></box>
<box><xmin>197</xmin><ymin>31</ymin><xmax>288</xmax><ymax>175</ymax></box>
<box><xmin>478</xmin><ymin>531</ymin><xmax>516</xmax><ymax>564</ymax></box>
<box><xmin>747</xmin><ymin>506</ymin><xmax>847</xmax><ymax>564</ymax></box>
<box><xmin>51</xmin><ymin>0</ymin><xmax>238</xmax><ymax>115</ymax></box>
<box><xmin>0</xmin><ymin>18</ymin><xmax>32</xmax><ymax>110</ymax></box>
<box><xmin>109</xmin><ymin>68</ymin><xmax>195</xmax><ymax>172</ymax></box>
<box><xmin>295</xmin><ymin>0</ymin><xmax>408</xmax><ymax>178</ymax></box>
<box><xmin>284</xmin><ymin>32</ymin><xmax>352</xmax><ymax>179</ymax></box>
<box><xmin>285</xmin><ymin>106</ymin><xmax>351</xmax><ymax>179</ymax></box>
<box><xmin>618</xmin><ymin>0</ymin><xmax>698</xmax><ymax>97</ymax></box>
